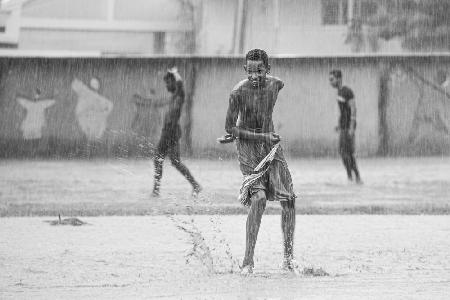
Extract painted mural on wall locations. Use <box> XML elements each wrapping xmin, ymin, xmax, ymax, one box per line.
<box><xmin>71</xmin><ymin>77</ymin><xmax>114</xmax><ymax>140</ymax></box>
<box><xmin>388</xmin><ymin>65</ymin><xmax>450</xmax><ymax>152</ymax></box>
<box><xmin>131</xmin><ymin>89</ymin><xmax>162</xmax><ymax>140</ymax></box>
<box><xmin>406</xmin><ymin>68</ymin><xmax>450</xmax><ymax>143</ymax></box>
<box><xmin>16</xmin><ymin>89</ymin><xmax>55</xmax><ymax>140</ymax></box>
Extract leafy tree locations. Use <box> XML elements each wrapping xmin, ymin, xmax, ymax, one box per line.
<box><xmin>366</xmin><ymin>0</ymin><xmax>450</xmax><ymax>51</ymax></box>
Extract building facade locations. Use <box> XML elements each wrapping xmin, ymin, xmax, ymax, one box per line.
<box><xmin>0</xmin><ymin>0</ymin><xmax>193</xmax><ymax>53</ymax></box>
<box><xmin>0</xmin><ymin>0</ymin><xmax>403</xmax><ymax>55</ymax></box>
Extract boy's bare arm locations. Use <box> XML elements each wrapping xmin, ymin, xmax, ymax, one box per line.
<box><xmin>348</xmin><ymin>98</ymin><xmax>357</xmax><ymax>135</ymax></box>
<box><xmin>230</xmin><ymin>127</ymin><xmax>280</xmax><ymax>143</ymax></box>
<box><xmin>132</xmin><ymin>94</ymin><xmax>171</xmax><ymax>107</ymax></box>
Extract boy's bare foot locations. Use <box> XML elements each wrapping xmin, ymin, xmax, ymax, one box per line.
<box><xmin>239</xmin><ymin>264</ymin><xmax>253</xmax><ymax>276</ymax></box>
<box><xmin>192</xmin><ymin>185</ymin><xmax>202</xmax><ymax>198</ymax></box>
<box><xmin>280</xmin><ymin>258</ymin><xmax>301</xmax><ymax>275</ymax></box>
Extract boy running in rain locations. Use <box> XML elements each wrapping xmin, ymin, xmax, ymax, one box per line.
<box><xmin>219</xmin><ymin>49</ymin><xmax>298</xmax><ymax>275</ymax></box>
<box><xmin>135</xmin><ymin>68</ymin><xmax>201</xmax><ymax>197</ymax></box>
<box><xmin>329</xmin><ymin>69</ymin><xmax>362</xmax><ymax>183</ymax></box>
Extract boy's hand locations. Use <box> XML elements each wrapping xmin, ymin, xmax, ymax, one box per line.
<box><xmin>265</xmin><ymin>132</ymin><xmax>280</xmax><ymax>143</ymax></box>
<box><xmin>217</xmin><ymin>134</ymin><xmax>235</xmax><ymax>144</ymax></box>
<box><xmin>348</xmin><ymin>129</ymin><xmax>355</xmax><ymax>137</ymax></box>
<box><xmin>168</xmin><ymin>67</ymin><xmax>183</xmax><ymax>82</ymax></box>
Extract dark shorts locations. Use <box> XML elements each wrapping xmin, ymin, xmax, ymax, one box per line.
<box><xmin>339</xmin><ymin>130</ymin><xmax>355</xmax><ymax>155</ymax></box>
<box><xmin>156</xmin><ymin>126</ymin><xmax>182</xmax><ymax>157</ymax></box>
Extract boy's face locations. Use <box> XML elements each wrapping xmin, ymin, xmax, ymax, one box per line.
<box><xmin>164</xmin><ymin>77</ymin><xmax>177</xmax><ymax>93</ymax></box>
<box><xmin>329</xmin><ymin>74</ymin><xmax>341</xmax><ymax>88</ymax></box>
<box><xmin>244</xmin><ymin>60</ymin><xmax>269</xmax><ymax>88</ymax></box>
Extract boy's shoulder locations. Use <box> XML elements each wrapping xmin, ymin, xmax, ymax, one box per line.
<box><xmin>266</xmin><ymin>75</ymin><xmax>284</xmax><ymax>90</ymax></box>
<box><xmin>231</xmin><ymin>79</ymin><xmax>250</xmax><ymax>93</ymax></box>
<box><xmin>231</xmin><ymin>76</ymin><xmax>284</xmax><ymax>91</ymax></box>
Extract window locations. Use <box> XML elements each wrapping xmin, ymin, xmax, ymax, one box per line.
<box><xmin>355</xmin><ymin>0</ymin><xmax>378</xmax><ymax>21</ymax></box>
<box><xmin>322</xmin><ymin>0</ymin><xmax>348</xmax><ymax>25</ymax></box>
<box><xmin>322</xmin><ymin>0</ymin><xmax>379</xmax><ymax>25</ymax></box>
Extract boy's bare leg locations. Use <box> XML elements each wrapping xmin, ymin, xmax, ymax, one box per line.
<box><xmin>242</xmin><ymin>190</ymin><xmax>267</xmax><ymax>269</ymax></box>
<box><xmin>341</xmin><ymin>153</ymin><xmax>353</xmax><ymax>181</ymax></box>
<box><xmin>281</xmin><ymin>199</ymin><xmax>296</xmax><ymax>262</ymax></box>
<box><xmin>152</xmin><ymin>154</ymin><xmax>164</xmax><ymax>196</ymax></box>
<box><xmin>168</xmin><ymin>146</ymin><xmax>201</xmax><ymax>193</ymax></box>
<box><xmin>349</xmin><ymin>154</ymin><xmax>362</xmax><ymax>183</ymax></box>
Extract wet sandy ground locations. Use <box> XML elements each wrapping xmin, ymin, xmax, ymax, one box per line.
<box><xmin>1</xmin><ymin>157</ymin><xmax>449</xmax><ymax>215</ymax></box>
<box><xmin>1</xmin><ymin>215</ymin><xmax>449</xmax><ymax>299</ymax></box>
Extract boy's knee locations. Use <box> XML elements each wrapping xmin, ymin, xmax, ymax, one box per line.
<box><xmin>251</xmin><ymin>190</ymin><xmax>267</xmax><ymax>209</ymax></box>
<box><xmin>281</xmin><ymin>199</ymin><xmax>295</xmax><ymax>211</ymax></box>
<box><xmin>170</xmin><ymin>158</ymin><xmax>181</xmax><ymax>167</ymax></box>
<box><xmin>341</xmin><ymin>152</ymin><xmax>350</xmax><ymax>160</ymax></box>
<box><xmin>154</xmin><ymin>155</ymin><xmax>164</xmax><ymax>164</ymax></box>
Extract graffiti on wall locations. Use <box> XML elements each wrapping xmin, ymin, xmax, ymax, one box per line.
<box><xmin>16</xmin><ymin>89</ymin><xmax>55</xmax><ymax>140</ymax></box>
<box><xmin>402</xmin><ymin>67</ymin><xmax>450</xmax><ymax>144</ymax></box>
<box><xmin>389</xmin><ymin>65</ymin><xmax>450</xmax><ymax>148</ymax></box>
<box><xmin>131</xmin><ymin>89</ymin><xmax>162</xmax><ymax>139</ymax></box>
<box><xmin>71</xmin><ymin>78</ymin><xmax>114</xmax><ymax>140</ymax></box>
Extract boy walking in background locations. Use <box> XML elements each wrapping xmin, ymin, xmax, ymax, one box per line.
<box><xmin>329</xmin><ymin>69</ymin><xmax>362</xmax><ymax>184</ymax></box>
<box><xmin>135</xmin><ymin>68</ymin><xmax>201</xmax><ymax>197</ymax></box>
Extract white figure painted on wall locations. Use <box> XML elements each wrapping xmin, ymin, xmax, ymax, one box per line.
<box><xmin>71</xmin><ymin>77</ymin><xmax>114</xmax><ymax>140</ymax></box>
<box><xmin>407</xmin><ymin>68</ymin><xmax>450</xmax><ymax>143</ymax></box>
<box><xmin>16</xmin><ymin>88</ymin><xmax>55</xmax><ymax>140</ymax></box>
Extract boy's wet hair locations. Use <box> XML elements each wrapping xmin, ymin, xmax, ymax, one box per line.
<box><xmin>246</xmin><ymin>49</ymin><xmax>269</xmax><ymax>68</ymax></box>
<box><xmin>330</xmin><ymin>69</ymin><xmax>342</xmax><ymax>79</ymax></box>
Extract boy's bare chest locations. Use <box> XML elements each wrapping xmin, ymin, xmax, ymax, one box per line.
<box><xmin>240</xmin><ymin>90</ymin><xmax>276</xmax><ymax>113</ymax></box>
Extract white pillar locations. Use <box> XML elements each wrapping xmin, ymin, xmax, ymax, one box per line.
<box><xmin>348</xmin><ymin>0</ymin><xmax>355</xmax><ymax>22</ymax></box>
<box><xmin>234</xmin><ymin>0</ymin><xmax>244</xmax><ymax>54</ymax></box>
<box><xmin>273</xmin><ymin>0</ymin><xmax>280</xmax><ymax>53</ymax></box>
<box><xmin>107</xmin><ymin>0</ymin><xmax>115</xmax><ymax>22</ymax></box>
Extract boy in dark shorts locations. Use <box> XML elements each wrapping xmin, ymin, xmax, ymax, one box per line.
<box><xmin>219</xmin><ymin>49</ymin><xmax>298</xmax><ymax>275</ymax></box>
<box><xmin>136</xmin><ymin>68</ymin><xmax>201</xmax><ymax>197</ymax></box>
<box><xmin>329</xmin><ymin>69</ymin><xmax>362</xmax><ymax>183</ymax></box>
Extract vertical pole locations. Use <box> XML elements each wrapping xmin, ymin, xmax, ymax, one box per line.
<box><xmin>107</xmin><ymin>0</ymin><xmax>115</xmax><ymax>22</ymax></box>
<box><xmin>233</xmin><ymin>0</ymin><xmax>244</xmax><ymax>54</ymax></box>
<box><xmin>348</xmin><ymin>0</ymin><xmax>354</xmax><ymax>22</ymax></box>
<box><xmin>273</xmin><ymin>0</ymin><xmax>280</xmax><ymax>53</ymax></box>
<box><xmin>238</xmin><ymin>0</ymin><xmax>248</xmax><ymax>54</ymax></box>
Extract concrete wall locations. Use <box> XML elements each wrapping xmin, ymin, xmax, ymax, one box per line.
<box><xmin>0</xmin><ymin>55</ymin><xmax>448</xmax><ymax>158</ymax></box>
